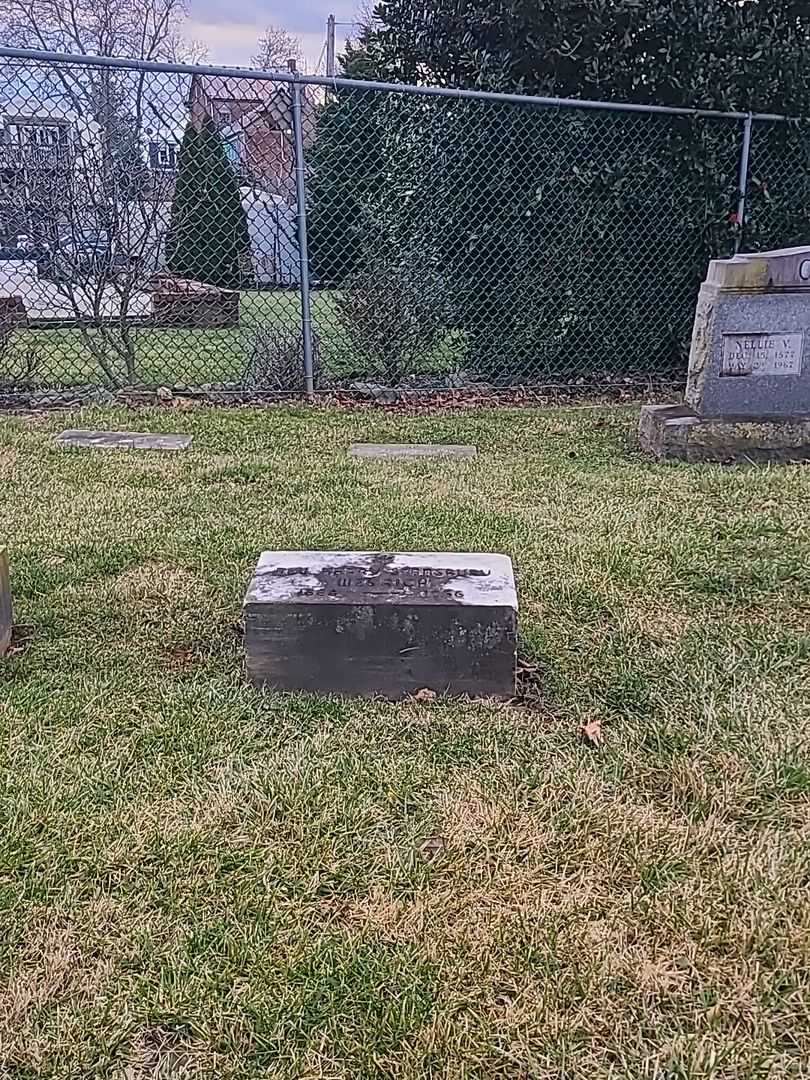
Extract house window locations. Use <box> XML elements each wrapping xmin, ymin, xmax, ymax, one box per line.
<box><xmin>6</xmin><ymin>122</ymin><xmax>69</xmax><ymax>149</ymax></box>
<box><xmin>214</xmin><ymin>103</ymin><xmax>233</xmax><ymax>126</ymax></box>
<box><xmin>148</xmin><ymin>141</ymin><xmax>178</xmax><ymax>171</ymax></box>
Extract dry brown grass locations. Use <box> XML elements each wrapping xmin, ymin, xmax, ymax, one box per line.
<box><xmin>112</xmin><ymin>562</ymin><xmax>201</xmax><ymax>604</ymax></box>
<box><xmin>0</xmin><ymin>445</ymin><xmax>18</xmax><ymax>475</ymax></box>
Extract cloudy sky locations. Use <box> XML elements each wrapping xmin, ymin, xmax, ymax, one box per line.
<box><xmin>186</xmin><ymin>0</ymin><xmax>362</xmax><ymax>71</ymax></box>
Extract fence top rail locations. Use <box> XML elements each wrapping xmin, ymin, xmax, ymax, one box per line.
<box><xmin>0</xmin><ymin>44</ymin><xmax>795</xmax><ymax>124</ymax></box>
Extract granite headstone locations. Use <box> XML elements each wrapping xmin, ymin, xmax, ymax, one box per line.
<box><xmin>640</xmin><ymin>246</ymin><xmax>810</xmax><ymax>462</ymax></box>
<box><xmin>243</xmin><ymin>550</ymin><xmax>517</xmax><ymax>698</ymax></box>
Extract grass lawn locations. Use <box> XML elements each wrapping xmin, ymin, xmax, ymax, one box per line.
<box><xmin>1</xmin><ymin>403</ymin><xmax>809</xmax><ymax>1078</ymax></box>
<box><xmin>0</xmin><ymin>291</ymin><xmax>343</xmax><ymax>390</ymax></box>
<box><xmin>0</xmin><ymin>290</ymin><xmax>466</xmax><ymax>390</ymax></box>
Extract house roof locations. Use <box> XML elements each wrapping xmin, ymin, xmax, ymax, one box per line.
<box><xmin>221</xmin><ymin>99</ymin><xmax>292</xmax><ymax>135</ymax></box>
<box><xmin>193</xmin><ymin>74</ymin><xmax>286</xmax><ymax>105</ymax></box>
<box><xmin>190</xmin><ymin>72</ymin><xmax>298</xmax><ymax>133</ymax></box>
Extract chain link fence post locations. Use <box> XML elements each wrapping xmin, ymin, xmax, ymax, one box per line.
<box><xmin>291</xmin><ymin>77</ymin><xmax>315</xmax><ymax>397</ymax></box>
<box><xmin>735</xmin><ymin>112</ymin><xmax>753</xmax><ymax>253</ymax></box>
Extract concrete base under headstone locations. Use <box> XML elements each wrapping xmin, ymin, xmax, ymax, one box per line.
<box><xmin>243</xmin><ymin>551</ymin><xmax>517</xmax><ymax>699</ymax></box>
<box><xmin>0</xmin><ymin>546</ymin><xmax>12</xmax><ymax>657</ymax></box>
<box><xmin>639</xmin><ymin>404</ymin><xmax>810</xmax><ymax>463</ymax></box>
<box><xmin>56</xmin><ymin>430</ymin><xmax>192</xmax><ymax>451</ymax></box>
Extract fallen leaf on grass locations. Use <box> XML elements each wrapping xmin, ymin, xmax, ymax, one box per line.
<box><xmin>3</xmin><ymin>623</ymin><xmax>36</xmax><ymax>658</ymax></box>
<box><xmin>41</xmin><ymin>554</ymin><xmax>66</xmax><ymax>568</ymax></box>
<box><xmin>164</xmin><ymin>644</ymin><xmax>197</xmax><ymax>668</ymax></box>
<box><xmin>419</xmin><ymin>835</ymin><xmax>447</xmax><ymax>861</ymax></box>
<box><xmin>412</xmin><ymin>687</ymin><xmax>437</xmax><ymax>702</ymax></box>
<box><xmin>514</xmin><ymin>657</ymin><xmax>543</xmax><ymax>707</ymax></box>
<box><xmin>580</xmin><ymin>717</ymin><xmax>603</xmax><ymax>746</ymax></box>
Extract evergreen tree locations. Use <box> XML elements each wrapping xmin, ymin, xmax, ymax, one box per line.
<box><xmin>307</xmin><ymin>40</ymin><xmax>386</xmax><ymax>282</ymax></box>
<box><xmin>361</xmin><ymin>0</ymin><xmax>810</xmax><ymax>114</ymax></box>
<box><xmin>165</xmin><ymin>117</ymin><xmax>250</xmax><ymax>288</ymax></box>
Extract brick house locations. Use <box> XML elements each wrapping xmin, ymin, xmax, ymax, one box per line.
<box><xmin>187</xmin><ymin>74</ymin><xmax>311</xmax><ymax>200</ymax></box>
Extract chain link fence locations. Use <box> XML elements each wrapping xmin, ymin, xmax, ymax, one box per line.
<box><xmin>0</xmin><ymin>48</ymin><xmax>807</xmax><ymax>402</ymax></box>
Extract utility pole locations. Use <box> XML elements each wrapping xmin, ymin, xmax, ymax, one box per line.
<box><xmin>326</xmin><ymin>13</ymin><xmax>336</xmax><ymax>78</ymax></box>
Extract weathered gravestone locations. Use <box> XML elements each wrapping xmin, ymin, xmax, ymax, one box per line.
<box><xmin>0</xmin><ymin>546</ymin><xmax>11</xmax><ymax>657</ymax></box>
<box><xmin>244</xmin><ymin>551</ymin><xmax>517</xmax><ymax>698</ymax></box>
<box><xmin>640</xmin><ymin>246</ymin><xmax>810</xmax><ymax>462</ymax></box>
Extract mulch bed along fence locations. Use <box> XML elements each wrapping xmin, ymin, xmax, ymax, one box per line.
<box><xmin>0</xmin><ymin>379</ymin><xmax>683</xmax><ymax>414</ymax></box>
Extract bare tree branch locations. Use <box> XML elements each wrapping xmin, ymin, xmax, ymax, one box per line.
<box><xmin>251</xmin><ymin>24</ymin><xmax>302</xmax><ymax>71</ymax></box>
<box><xmin>0</xmin><ymin>0</ymin><xmax>196</xmax><ymax>385</ymax></box>
<box><xmin>0</xmin><ymin>0</ymin><xmax>191</xmax><ymax>63</ymax></box>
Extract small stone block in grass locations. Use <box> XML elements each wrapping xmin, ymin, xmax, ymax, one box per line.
<box><xmin>350</xmin><ymin>443</ymin><xmax>476</xmax><ymax>459</ymax></box>
<box><xmin>0</xmin><ymin>546</ymin><xmax>11</xmax><ymax>657</ymax></box>
<box><xmin>56</xmin><ymin>429</ymin><xmax>192</xmax><ymax>451</ymax></box>
<box><xmin>244</xmin><ymin>550</ymin><xmax>517</xmax><ymax>699</ymax></box>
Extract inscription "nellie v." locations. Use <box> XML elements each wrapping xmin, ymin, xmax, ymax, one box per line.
<box><xmin>720</xmin><ymin>331</ymin><xmax>804</xmax><ymax>377</ymax></box>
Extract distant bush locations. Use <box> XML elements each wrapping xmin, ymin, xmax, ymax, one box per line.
<box><xmin>335</xmin><ymin>247</ymin><xmax>449</xmax><ymax>383</ymax></box>
<box><xmin>241</xmin><ymin>326</ymin><xmax>324</xmax><ymax>391</ymax></box>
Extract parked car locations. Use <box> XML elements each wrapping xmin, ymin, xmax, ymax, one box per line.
<box><xmin>0</xmin><ymin>236</ymin><xmax>52</xmax><ymax>278</ymax></box>
<box><xmin>51</xmin><ymin>230</ymin><xmax>137</xmax><ymax>281</ymax></box>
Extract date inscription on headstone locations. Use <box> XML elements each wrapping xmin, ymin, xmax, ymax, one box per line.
<box><xmin>243</xmin><ymin>551</ymin><xmax>518</xmax><ymax>698</ymax></box>
<box><xmin>721</xmin><ymin>332</ymin><xmax>804</xmax><ymax>377</ymax></box>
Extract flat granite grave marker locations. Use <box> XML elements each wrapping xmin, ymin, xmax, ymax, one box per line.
<box><xmin>350</xmin><ymin>443</ymin><xmax>477</xmax><ymax>459</ymax></box>
<box><xmin>640</xmin><ymin>246</ymin><xmax>810</xmax><ymax>462</ymax></box>
<box><xmin>56</xmin><ymin>429</ymin><xmax>192</xmax><ymax>451</ymax></box>
<box><xmin>244</xmin><ymin>550</ymin><xmax>517</xmax><ymax>699</ymax></box>
<box><xmin>0</xmin><ymin>546</ymin><xmax>12</xmax><ymax>657</ymax></box>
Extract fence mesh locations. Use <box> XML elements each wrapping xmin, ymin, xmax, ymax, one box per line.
<box><xmin>308</xmin><ymin>89</ymin><xmax>742</xmax><ymax>390</ymax></box>
<box><xmin>0</xmin><ymin>51</ymin><xmax>801</xmax><ymax>400</ymax></box>
<box><xmin>743</xmin><ymin>119</ymin><xmax>810</xmax><ymax>254</ymax></box>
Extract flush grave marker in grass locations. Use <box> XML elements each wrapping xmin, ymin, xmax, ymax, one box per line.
<box><xmin>56</xmin><ymin>429</ymin><xmax>192</xmax><ymax>451</ymax></box>
<box><xmin>243</xmin><ymin>550</ymin><xmax>517</xmax><ymax>698</ymax></box>
<box><xmin>350</xmin><ymin>443</ymin><xmax>477</xmax><ymax>459</ymax></box>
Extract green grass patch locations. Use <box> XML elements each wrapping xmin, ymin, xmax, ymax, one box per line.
<box><xmin>0</xmin><ymin>289</ymin><xmax>466</xmax><ymax>388</ymax></box>
<box><xmin>0</xmin><ymin>291</ymin><xmax>336</xmax><ymax>389</ymax></box>
<box><xmin>1</xmin><ymin>404</ymin><xmax>809</xmax><ymax>1077</ymax></box>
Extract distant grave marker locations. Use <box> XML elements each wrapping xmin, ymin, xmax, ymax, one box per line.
<box><xmin>350</xmin><ymin>443</ymin><xmax>477</xmax><ymax>459</ymax></box>
<box><xmin>56</xmin><ymin>429</ymin><xmax>192</xmax><ymax>451</ymax></box>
